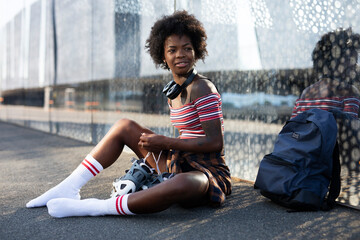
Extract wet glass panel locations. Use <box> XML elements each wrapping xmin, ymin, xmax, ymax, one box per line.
<box><xmin>47</xmin><ymin>0</ymin><xmax>94</xmax><ymax>141</ymax></box>
<box><xmin>91</xmin><ymin>0</ymin><xmax>175</xmax><ymax>144</ymax></box>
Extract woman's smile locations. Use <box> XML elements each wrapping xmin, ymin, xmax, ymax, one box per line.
<box><xmin>175</xmin><ymin>61</ymin><xmax>189</xmax><ymax>67</ymax></box>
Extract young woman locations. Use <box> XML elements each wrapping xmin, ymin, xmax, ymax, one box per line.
<box><xmin>292</xmin><ymin>28</ymin><xmax>360</xmax><ymax>119</ymax></box>
<box><xmin>26</xmin><ymin>10</ymin><xmax>231</xmax><ymax>218</ymax></box>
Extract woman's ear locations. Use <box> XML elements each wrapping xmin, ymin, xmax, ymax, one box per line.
<box><xmin>163</xmin><ymin>60</ymin><xmax>170</xmax><ymax>70</ymax></box>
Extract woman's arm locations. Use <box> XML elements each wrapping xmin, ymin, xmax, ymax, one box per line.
<box><xmin>139</xmin><ymin>118</ymin><xmax>223</xmax><ymax>153</ymax></box>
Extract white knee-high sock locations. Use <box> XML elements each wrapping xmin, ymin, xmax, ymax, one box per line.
<box><xmin>47</xmin><ymin>194</ymin><xmax>135</xmax><ymax>218</ymax></box>
<box><xmin>26</xmin><ymin>154</ymin><xmax>103</xmax><ymax>208</ymax></box>
<box><xmin>113</xmin><ymin>194</ymin><xmax>134</xmax><ymax>216</ymax></box>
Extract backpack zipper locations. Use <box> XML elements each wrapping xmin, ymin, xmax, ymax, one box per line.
<box><xmin>264</xmin><ymin>154</ymin><xmax>296</xmax><ymax>168</ymax></box>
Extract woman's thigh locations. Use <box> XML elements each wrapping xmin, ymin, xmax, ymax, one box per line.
<box><xmin>128</xmin><ymin>171</ymin><xmax>209</xmax><ymax>213</ymax></box>
<box><xmin>161</xmin><ymin>171</ymin><xmax>209</xmax><ymax>204</ymax></box>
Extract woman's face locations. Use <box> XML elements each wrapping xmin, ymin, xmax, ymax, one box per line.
<box><xmin>163</xmin><ymin>34</ymin><xmax>196</xmax><ymax>76</ymax></box>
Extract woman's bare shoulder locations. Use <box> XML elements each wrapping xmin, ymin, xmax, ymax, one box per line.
<box><xmin>190</xmin><ymin>75</ymin><xmax>218</xmax><ymax>100</ymax></box>
<box><xmin>299</xmin><ymin>81</ymin><xmax>321</xmax><ymax>98</ymax></box>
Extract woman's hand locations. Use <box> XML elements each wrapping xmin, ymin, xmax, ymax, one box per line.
<box><xmin>138</xmin><ymin>133</ymin><xmax>169</xmax><ymax>153</ymax></box>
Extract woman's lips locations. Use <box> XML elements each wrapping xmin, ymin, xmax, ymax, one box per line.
<box><xmin>175</xmin><ymin>62</ymin><xmax>188</xmax><ymax>67</ymax></box>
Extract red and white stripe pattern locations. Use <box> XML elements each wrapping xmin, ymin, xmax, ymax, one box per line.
<box><xmin>170</xmin><ymin>93</ymin><xmax>224</xmax><ymax>139</ymax></box>
<box><xmin>291</xmin><ymin>96</ymin><xmax>360</xmax><ymax>118</ymax></box>
<box><xmin>81</xmin><ymin>155</ymin><xmax>103</xmax><ymax>176</ymax></box>
<box><xmin>115</xmin><ymin>194</ymin><xmax>134</xmax><ymax>215</ymax></box>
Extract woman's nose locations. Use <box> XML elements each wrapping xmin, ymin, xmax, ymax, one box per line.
<box><xmin>176</xmin><ymin>49</ymin><xmax>185</xmax><ymax>58</ymax></box>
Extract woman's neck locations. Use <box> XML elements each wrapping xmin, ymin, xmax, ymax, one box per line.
<box><xmin>172</xmin><ymin>69</ymin><xmax>194</xmax><ymax>85</ymax></box>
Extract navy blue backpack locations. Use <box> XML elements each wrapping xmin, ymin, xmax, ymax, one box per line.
<box><xmin>254</xmin><ymin>108</ymin><xmax>341</xmax><ymax>211</ymax></box>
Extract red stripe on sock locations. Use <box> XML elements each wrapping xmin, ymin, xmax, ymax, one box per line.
<box><xmin>84</xmin><ymin>159</ymin><xmax>100</xmax><ymax>174</ymax></box>
<box><xmin>115</xmin><ymin>196</ymin><xmax>123</xmax><ymax>215</ymax></box>
<box><xmin>119</xmin><ymin>195</ymin><xmax>127</xmax><ymax>215</ymax></box>
<box><xmin>81</xmin><ymin>161</ymin><xmax>96</xmax><ymax>176</ymax></box>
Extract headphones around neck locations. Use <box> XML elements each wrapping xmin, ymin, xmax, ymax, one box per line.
<box><xmin>162</xmin><ymin>69</ymin><xmax>197</xmax><ymax>99</ymax></box>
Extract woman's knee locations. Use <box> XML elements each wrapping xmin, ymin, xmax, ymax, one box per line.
<box><xmin>113</xmin><ymin>118</ymin><xmax>134</xmax><ymax>129</ymax></box>
<box><xmin>111</xmin><ymin>118</ymin><xmax>138</xmax><ymax>136</ymax></box>
<box><xmin>167</xmin><ymin>172</ymin><xmax>209</xmax><ymax>199</ymax></box>
<box><xmin>112</xmin><ymin>118</ymin><xmax>151</xmax><ymax>135</ymax></box>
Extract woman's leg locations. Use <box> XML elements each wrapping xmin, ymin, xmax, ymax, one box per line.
<box><xmin>128</xmin><ymin>171</ymin><xmax>209</xmax><ymax>213</ymax></box>
<box><xmin>26</xmin><ymin>118</ymin><xmax>159</xmax><ymax>208</ymax></box>
<box><xmin>46</xmin><ymin>171</ymin><xmax>209</xmax><ymax>217</ymax></box>
<box><xmin>89</xmin><ymin>118</ymin><xmax>157</xmax><ymax>168</ymax></box>
<box><xmin>89</xmin><ymin>118</ymin><xmax>166</xmax><ymax>170</ymax></box>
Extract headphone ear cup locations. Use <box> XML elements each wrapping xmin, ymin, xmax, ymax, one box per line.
<box><xmin>162</xmin><ymin>81</ymin><xmax>176</xmax><ymax>94</ymax></box>
<box><xmin>166</xmin><ymin>83</ymin><xmax>182</xmax><ymax>99</ymax></box>
<box><xmin>163</xmin><ymin>69</ymin><xmax>197</xmax><ymax>100</ymax></box>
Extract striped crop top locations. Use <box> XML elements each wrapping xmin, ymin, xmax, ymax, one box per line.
<box><xmin>169</xmin><ymin>93</ymin><xmax>224</xmax><ymax>139</ymax></box>
<box><xmin>291</xmin><ymin>96</ymin><xmax>360</xmax><ymax>118</ymax></box>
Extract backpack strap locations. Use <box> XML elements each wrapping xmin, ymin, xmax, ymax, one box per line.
<box><xmin>321</xmin><ymin>141</ymin><xmax>341</xmax><ymax>210</ymax></box>
<box><xmin>322</xmin><ymin>109</ymin><xmax>354</xmax><ymax>210</ymax></box>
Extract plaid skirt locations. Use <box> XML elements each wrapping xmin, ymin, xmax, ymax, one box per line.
<box><xmin>166</xmin><ymin>150</ymin><xmax>232</xmax><ymax>207</ymax></box>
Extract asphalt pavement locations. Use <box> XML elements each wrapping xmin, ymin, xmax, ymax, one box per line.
<box><xmin>1</xmin><ymin>121</ymin><xmax>360</xmax><ymax>240</ymax></box>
